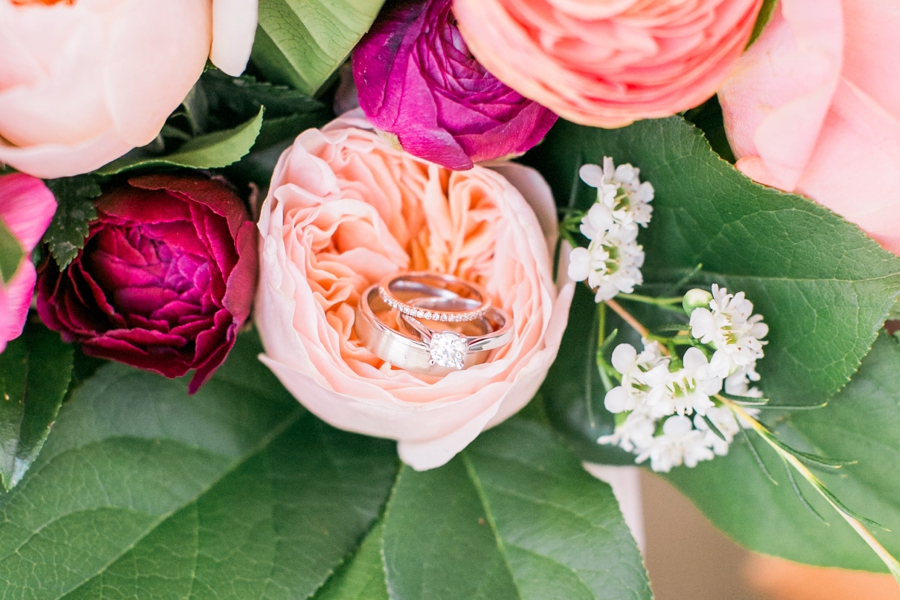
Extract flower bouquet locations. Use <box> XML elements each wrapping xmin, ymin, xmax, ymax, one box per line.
<box><xmin>1</xmin><ymin>0</ymin><xmax>899</xmax><ymax>597</ymax></box>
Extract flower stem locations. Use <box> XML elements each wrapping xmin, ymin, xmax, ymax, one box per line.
<box><xmin>720</xmin><ymin>396</ymin><xmax>900</xmax><ymax>583</ymax></box>
<box><xmin>596</xmin><ymin>302</ymin><xmax>615</xmax><ymax>393</ymax></box>
<box><xmin>605</xmin><ymin>298</ymin><xmax>649</xmax><ymax>338</ymax></box>
<box><xmin>618</xmin><ymin>293</ymin><xmax>683</xmax><ymax>306</ymax></box>
<box><xmin>604</xmin><ymin>298</ymin><xmax>671</xmax><ymax>356</ymax></box>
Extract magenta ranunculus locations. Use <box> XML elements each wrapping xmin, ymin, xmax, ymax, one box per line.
<box><xmin>37</xmin><ymin>174</ymin><xmax>258</xmax><ymax>393</ymax></box>
<box><xmin>351</xmin><ymin>0</ymin><xmax>557</xmax><ymax>171</ymax></box>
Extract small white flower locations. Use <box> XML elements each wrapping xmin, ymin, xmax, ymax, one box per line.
<box><xmin>569</xmin><ymin>223</ymin><xmax>646</xmax><ymax>302</ymax></box>
<box><xmin>635</xmin><ymin>415</ymin><xmax>713</xmax><ymax>473</ymax></box>
<box><xmin>598</xmin><ymin>408</ymin><xmax>656</xmax><ymax>453</ymax></box>
<box><xmin>578</xmin><ymin>202</ymin><xmax>616</xmax><ymax>241</ymax></box>
<box><xmin>598</xmin><ymin>157</ymin><xmax>655</xmax><ymax>228</ymax></box>
<box><xmin>690</xmin><ymin>284</ymin><xmax>768</xmax><ymax>370</ymax></box>
<box><xmin>572</xmin><ymin>158</ymin><xmax>652</xmax><ymax>302</ymax></box>
<box><xmin>724</xmin><ymin>363</ymin><xmax>763</xmax><ymax>398</ymax></box>
<box><xmin>694</xmin><ymin>406</ymin><xmax>740</xmax><ymax>456</ymax></box>
<box><xmin>604</xmin><ymin>341</ymin><xmax>668</xmax><ymax>413</ymax></box>
<box><xmin>578</xmin><ymin>164</ymin><xmax>617</xmax><ymax>207</ymax></box>
<box><xmin>644</xmin><ymin>347</ymin><xmax>722</xmax><ymax>418</ymax></box>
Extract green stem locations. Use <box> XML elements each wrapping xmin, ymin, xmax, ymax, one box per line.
<box><xmin>618</xmin><ymin>293</ymin><xmax>684</xmax><ymax>306</ymax></box>
<box><xmin>720</xmin><ymin>396</ymin><xmax>900</xmax><ymax>584</ymax></box>
<box><xmin>596</xmin><ymin>303</ymin><xmax>614</xmax><ymax>394</ymax></box>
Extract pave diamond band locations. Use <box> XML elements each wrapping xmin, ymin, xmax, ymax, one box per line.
<box><xmin>378</xmin><ymin>272</ymin><xmax>490</xmax><ymax>322</ymax></box>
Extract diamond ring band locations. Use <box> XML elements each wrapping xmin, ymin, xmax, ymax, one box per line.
<box><xmin>378</xmin><ymin>272</ymin><xmax>491</xmax><ymax>322</ymax></box>
<box><xmin>354</xmin><ymin>273</ymin><xmax>512</xmax><ymax>375</ymax></box>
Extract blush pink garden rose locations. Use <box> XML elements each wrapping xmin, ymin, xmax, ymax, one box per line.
<box><xmin>719</xmin><ymin>0</ymin><xmax>900</xmax><ymax>255</ymax></box>
<box><xmin>453</xmin><ymin>0</ymin><xmax>763</xmax><ymax>128</ymax></box>
<box><xmin>255</xmin><ymin>111</ymin><xmax>574</xmax><ymax>470</ymax></box>
<box><xmin>0</xmin><ymin>0</ymin><xmax>258</xmax><ymax>179</ymax></box>
<box><xmin>0</xmin><ymin>173</ymin><xmax>56</xmax><ymax>353</ymax></box>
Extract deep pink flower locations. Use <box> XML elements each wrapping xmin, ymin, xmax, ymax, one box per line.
<box><xmin>37</xmin><ymin>174</ymin><xmax>257</xmax><ymax>392</ymax></box>
<box><xmin>352</xmin><ymin>0</ymin><xmax>557</xmax><ymax>170</ymax></box>
<box><xmin>0</xmin><ymin>173</ymin><xmax>56</xmax><ymax>353</ymax></box>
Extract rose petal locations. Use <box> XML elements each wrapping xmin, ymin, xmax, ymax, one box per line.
<box><xmin>209</xmin><ymin>0</ymin><xmax>258</xmax><ymax>77</ymax></box>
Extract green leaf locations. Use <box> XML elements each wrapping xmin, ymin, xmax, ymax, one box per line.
<box><xmin>540</xmin><ymin>285</ymin><xmax>636</xmax><ymax>466</ymax></box>
<box><xmin>227</xmin><ymin>112</ymin><xmax>333</xmax><ymax>186</ymax></box>
<box><xmin>665</xmin><ymin>333</ymin><xmax>900</xmax><ymax>572</ymax></box>
<box><xmin>382</xmin><ymin>419</ymin><xmax>651</xmax><ymax>600</ymax></box>
<box><xmin>97</xmin><ymin>108</ymin><xmax>265</xmax><ymax>175</ymax></box>
<box><xmin>44</xmin><ymin>175</ymin><xmax>101</xmax><ymax>269</ymax></box>
<box><xmin>0</xmin><ymin>218</ymin><xmax>23</xmax><ymax>284</ymax></box>
<box><xmin>314</xmin><ymin>521</ymin><xmax>390</xmax><ymax>600</ymax></box>
<box><xmin>527</xmin><ymin>117</ymin><xmax>900</xmax><ymax>411</ymax></box>
<box><xmin>0</xmin><ymin>325</ymin><xmax>73</xmax><ymax>491</ymax></box>
<box><xmin>252</xmin><ymin>0</ymin><xmax>386</xmax><ymax>95</ymax></box>
<box><xmin>202</xmin><ymin>69</ymin><xmax>325</xmax><ymax>119</ymax></box>
<box><xmin>0</xmin><ymin>331</ymin><xmax>398</xmax><ymax>598</ymax></box>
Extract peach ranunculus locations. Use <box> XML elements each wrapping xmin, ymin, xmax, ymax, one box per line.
<box><xmin>719</xmin><ymin>0</ymin><xmax>900</xmax><ymax>256</ymax></box>
<box><xmin>0</xmin><ymin>0</ymin><xmax>258</xmax><ymax>179</ymax></box>
<box><xmin>255</xmin><ymin>111</ymin><xmax>574</xmax><ymax>470</ymax></box>
<box><xmin>453</xmin><ymin>0</ymin><xmax>763</xmax><ymax>128</ymax></box>
<box><xmin>0</xmin><ymin>173</ymin><xmax>56</xmax><ymax>353</ymax></box>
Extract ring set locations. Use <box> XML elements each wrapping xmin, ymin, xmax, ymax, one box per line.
<box><xmin>355</xmin><ymin>272</ymin><xmax>512</xmax><ymax>376</ymax></box>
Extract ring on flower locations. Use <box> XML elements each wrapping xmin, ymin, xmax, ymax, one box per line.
<box><xmin>355</xmin><ymin>285</ymin><xmax>512</xmax><ymax>375</ymax></box>
<box><xmin>378</xmin><ymin>272</ymin><xmax>491</xmax><ymax>323</ymax></box>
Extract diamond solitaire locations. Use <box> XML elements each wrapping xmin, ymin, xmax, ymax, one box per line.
<box><xmin>428</xmin><ymin>331</ymin><xmax>468</xmax><ymax>369</ymax></box>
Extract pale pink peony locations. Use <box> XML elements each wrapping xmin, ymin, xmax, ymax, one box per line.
<box><xmin>453</xmin><ymin>0</ymin><xmax>763</xmax><ymax>128</ymax></box>
<box><xmin>255</xmin><ymin>111</ymin><xmax>574</xmax><ymax>470</ymax></box>
<box><xmin>719</xmin><ymin>0</ymin><xmax>900</xmax><ymax>256</ymax></box>
<box><xmin>0</xmin><ymin>0</ymin><xmax>258</xmax><ymax>179</ymax></box>
<box><xmin>0</xmin><ymin>173</ymin><xmax>56</xmax><ymax>353</ymax></box>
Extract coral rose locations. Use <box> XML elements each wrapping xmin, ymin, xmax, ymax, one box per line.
<box><xmin>718</xmin><ymin>0</ymin><xmax>900</xmax><ymax>256</ymax></box>
<box><xmin>0</xmin><ymin>173</ymin><xmax>56</xmax><ymax>353</ymax></box>
<box><xmin>0</xmin><ymin>0</ymin><xmax>258</xmax><ymax>179</ymax></box>
<box><xmin>453</xmin><ymin>0</ymin><xmax>763</xmax><ymax>128</ymax></box>
<box><xmin>37</xmin><ymin>174</ymin><xmax>258</xmax><ymax>393</ymax></box>
<box><xmin>352</xmin><ymin>0</ymin><xmax>557</xmax><ymax>170</ymax></box>
<box><xmin>255</xmin><ymin>112</ymin><xmax>574</xmax><ymax>470</ymax></box>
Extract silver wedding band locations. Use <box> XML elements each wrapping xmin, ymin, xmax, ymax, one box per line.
<box><xmin>354</xmin><ymin>276</ymin><xmax>512</xmax><ymax>375</ymax></box>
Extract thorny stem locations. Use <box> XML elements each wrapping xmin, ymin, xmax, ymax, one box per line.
<box><xmin>607</xmin><ymin>296</ymin><xmax>900</xmax><ymax>583</ymax></box>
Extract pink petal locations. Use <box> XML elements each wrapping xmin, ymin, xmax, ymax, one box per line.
<box><xmin>104</xmin><ymin>0</ymin><xmax>211</xmax><ymax>147</ymax></box>
<box><xmin>719</xmin><ymin>0</ymin><xmax>844</xmax><ymax>191</ymax></box>
<box><xmin>794</xmin><ymin>79</ymin><xmax>900</xmax><ymax>255</ymax></box>
<box><xmin>0</xmin><ymin>261</ymin><xmax>36</xmax><ymax>352</ymax></box>
<box><xmin>0</xmin><ymin>127</ymin><xmax>133</xmax><ymax>179</ymax></box>
<box><xmin>210</xmin><ymin>0</ymin><xmax>258</xmax><ymax>77</ymax></box>
<box><xmin>0</xmin><ymin>173</ymin><xmax>56</xmax><ymax>251</ymax></box>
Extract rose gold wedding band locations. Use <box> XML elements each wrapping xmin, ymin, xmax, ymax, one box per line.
<box><xmin>378</xmin><ymin>272</ymin><xmax>490</xmax><ymax>323</ymax></box>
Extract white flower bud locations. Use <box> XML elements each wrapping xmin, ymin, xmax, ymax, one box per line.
<box><xmin>683</xmin><ymin>288</ymin><xmax>713</xmax><ymax>315</ymax></box>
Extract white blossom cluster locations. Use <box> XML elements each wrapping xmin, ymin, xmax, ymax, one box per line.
<box><xmin>567</xmin><ymin>158</ymin><xmax>654</xmax><ymax>301</ymax></box>
<box><xmin>599</xmin><ymin>285</ymin><xmax>767</xmax><ymax>472</ymax></box>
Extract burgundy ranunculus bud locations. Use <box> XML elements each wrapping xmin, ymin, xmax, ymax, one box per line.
<box><xmin>37</xmin><ymin>174</ymin><xmax>258</xmax><ymax>393</ymax></box>
<box><xmin>352</xmin><ymin>0</ymin><xmax>557</xmax><ymax>170</ymax></box>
